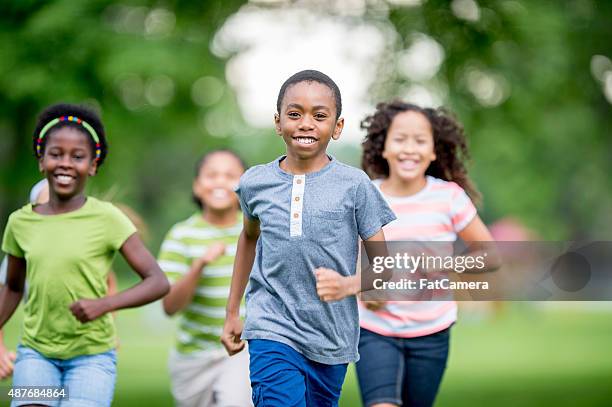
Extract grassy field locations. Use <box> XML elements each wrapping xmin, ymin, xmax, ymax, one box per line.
<box><xmin>2</xmin><ymin>303</ymin><xmax>611</xmax><ymax>406</ymax></box>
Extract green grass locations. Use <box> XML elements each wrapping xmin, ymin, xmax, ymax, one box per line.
<box><xmin>2</xmin><ymin>304</ymin><xmax>612</xmax><ymax>406</ymax></box>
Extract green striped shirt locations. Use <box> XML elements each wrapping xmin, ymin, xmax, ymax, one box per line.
<box><xmin>158</xmin><ymin>213</ymin><xmax>243</xmax><ymax>354</ymax></box>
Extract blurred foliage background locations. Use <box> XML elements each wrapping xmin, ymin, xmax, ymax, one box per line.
<box><xmin>1</xmin><ymin>1</ymin><xmax>611</xmax><ymax>405</ymax></box>
<box><xmin>1</xmin><ymin>0</ymin><xmax>611</xmax><ymax>246</ymax></box>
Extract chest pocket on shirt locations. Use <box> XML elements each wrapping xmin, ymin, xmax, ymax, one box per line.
<box><xmin>308</xmin><ymin>209</ymin><xmax>348</xmax><ymax>244</ymax></box>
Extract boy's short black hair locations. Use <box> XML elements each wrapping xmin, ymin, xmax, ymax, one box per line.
<box><xmin>276</xmin><ymin>70</ymin><xmax>342</xmax><ymax>119</ymax></box>
<box><xmin>33</xmin><ymin>103</ymin><xmax>108</xmax><ymax>169</ymax></box>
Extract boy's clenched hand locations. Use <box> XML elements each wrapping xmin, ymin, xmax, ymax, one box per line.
<box><xmin>315</xmin><ymin>268</ymin><xmax>359</xmax><ymax>302</ymax></box>
<box><xmin>221</xmin><ymin>315</ymin><xmax>245</xmax><ymax>356</ymax></box>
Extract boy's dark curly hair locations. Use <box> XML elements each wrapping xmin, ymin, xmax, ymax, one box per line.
<box><xmin>33</xmin><ymin>103</ymin><xmax>108</xmax><ymax>169</ymax></box>
<box><xmin>361</xmin><ymin>100</ymin><xmax>481</xmax><ymax>206</ymax></box>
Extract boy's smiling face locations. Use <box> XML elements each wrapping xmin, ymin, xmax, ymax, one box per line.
<box><xmin>275</xmin><ymin>81</ymin><xmax>344</xmax><ymax>164</ymax></box>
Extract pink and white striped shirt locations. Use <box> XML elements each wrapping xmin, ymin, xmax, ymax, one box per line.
<box><xmin>359</xmin><ymin>176</ymin><xmax>477</xmax><ymax>337</ymax></box>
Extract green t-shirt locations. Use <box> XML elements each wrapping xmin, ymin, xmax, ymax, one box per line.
<box><xmin>158</xmin><ymin>213</ymin><xmax>243</xmax><ymax>354</ymax></box>
<box><xmin>1</xmin><ymin>197</ymin><xmax>136</xmax><ymax>359</ymax></box>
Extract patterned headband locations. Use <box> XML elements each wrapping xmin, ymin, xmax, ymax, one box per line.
<box><xmin>36</xmin><ymin>116</ymin><xmax>101</xmax><ymax>161</ymax></box>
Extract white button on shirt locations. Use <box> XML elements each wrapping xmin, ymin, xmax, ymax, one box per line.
<box><xmin>290</xmin><ymin>175</ymin><xmax>305</xmax><ymax>237</ymax></box>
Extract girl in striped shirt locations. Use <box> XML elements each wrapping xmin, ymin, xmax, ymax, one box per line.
<box><xmin>158</xmin><ymin>150</ymin><xmax>252</xmax><ymax>407</ymax></box>
<box><xmin>357</xmin><ymin>101</ymin><xmax>494</xmax><ymax>407</ymax></box>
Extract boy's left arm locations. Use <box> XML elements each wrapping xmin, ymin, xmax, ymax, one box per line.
<box><xmin>316</xmin><ymin>177</ymin><xmax>396</xmax><ymax>302</ymax></box>
<box><xmin>316</xmin><ymin>229</ymin><xmax>389</xmax><ymax>302</ymax></box>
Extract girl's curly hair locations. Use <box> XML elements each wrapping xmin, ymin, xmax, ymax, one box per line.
<box><xmin>361</xmin><ymin>100</ymin><xmax>481</xmax><ymax>206</ymax></box>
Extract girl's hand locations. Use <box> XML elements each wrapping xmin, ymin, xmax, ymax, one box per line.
<box><xmin>363</xmin><ymin>300</ymin><xmax>387</xmax><ymax>311</ymax></box>
<box><xmin>69</xmin><ymin>298</ymin><xmax>110</xmax><ymax>323</ymax></box>
<box><xmin>315</xmin><ymin>268</ymin><xmax>359</xmax><ymax>302</ymax></box>
<box><xmin>198</xmin><ymin>243</ymin><xmax>226</xmax><ymax>269</ymax></box>
<box><xmin>221</xmin><ymin>314</ymin><xmax>244</xmax><ymax>356</ymax></box>
<box><xmin>0</xmin><ymin>345</ymin><xmax>15</xmax><ymax>379</ymax></box>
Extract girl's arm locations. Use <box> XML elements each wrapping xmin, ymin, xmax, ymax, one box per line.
<box><xmin>457</xmin><ymin>216</ymin><xmax>501</xmax><ymax>272</ymax></box>
<box><xmin>0</xmin><ymin>255</ymin><xmax>25</xmax><ymax>378</ymax></box>
<box><xmin>0</xmin><ymin>330</ymin><xmax>16</xmax><ymax>379</ymax></box>
<box><xmin>0</xmin><ymin>255</ymin><xmax>25</xmax><ymax>329</ymax></box>
<box><xmin>458</xmin><ymin>215</ymin><xmax>493</xmax><ymax>242</ymax></box>
<box><xmin>107</xmin><ymin>271</ymin><xmax>118</xmax><ymax>296</ymax></box>
<box><xmin>162</xmin><ymin>243</ymin><xmax>226</xmax><ymax>316</ymax></box>
<box><xmin>69</xmin><ymin>234</ymin><xmax>170</xmax><ymax>323</ymax></box>
<box><xmin>221</xmin><ymin>216</ymin><xmax>259</xmax><ymax>355</ymax></box>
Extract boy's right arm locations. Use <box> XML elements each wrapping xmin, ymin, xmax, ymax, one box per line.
<box><xmin>221</xmin><ymin>216</ymin><xmax>259</xmax><ymax>356</ymax></box>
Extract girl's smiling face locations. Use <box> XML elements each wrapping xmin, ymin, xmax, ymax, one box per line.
<box><xmin>275</xmin><ymin>81</ymin><xmax>343</xmax><ymax>162</ymax></box>
<box><xmin>39</xmin><ymin>127</ymin><xmax>97</xmax><ymax>200</ymax></box>
<box><xmin>193</xmin><ymin>151</ymin><xmax>244</xmax><ymax>213</ymax></box>
<box><xmin>383</xmin><ymin>110</ymin><xmax>436</xmax><ymax>182</ymax></box>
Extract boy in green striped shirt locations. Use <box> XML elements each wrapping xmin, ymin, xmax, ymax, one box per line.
<box><xmin>158</xmin><ymin>150</ymin><xmax>251</xmax><ymax>407</ymax></box>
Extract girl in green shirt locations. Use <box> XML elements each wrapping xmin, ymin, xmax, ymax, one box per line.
<box><xmin>0</xmin><ymin>103</ymin><xmax>169</xmax><ymax>407</ymax></box>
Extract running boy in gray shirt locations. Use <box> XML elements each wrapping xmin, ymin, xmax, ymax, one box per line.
<box><xmin>221</xmin><ymin>70</ymin><xmax>395</xmax><ymax>406</ymax></box>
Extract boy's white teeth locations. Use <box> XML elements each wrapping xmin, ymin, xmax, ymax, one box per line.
<box><xmin>56</xmin><ymin>175</ymin><xmax>73</xmax><ymax>183</ymax></box>
<box><xmin>296</xmin><ymin>137</ymin><xmax>315</xmax><ymax>145</ymax></box>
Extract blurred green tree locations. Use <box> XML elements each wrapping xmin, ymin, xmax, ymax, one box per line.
<box><xmin>376</xmin><ymin>0</ymin><xmax>612</xmax><ymax>238</ymax></box>
<box><xmin>0</xmin><ymin>0</ymin><xmax>246</xmax><ymax>253</ymax></box>
<box><xmin>1</xmin><ymin>0</ymin><xmax>611</xmax><ymax>254</ymax></box>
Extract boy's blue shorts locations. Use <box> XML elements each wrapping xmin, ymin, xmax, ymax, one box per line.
<box><xmin>248</xmin><ymin>339</ymin><xmax>348</xmax><ymax>407</ymax></box>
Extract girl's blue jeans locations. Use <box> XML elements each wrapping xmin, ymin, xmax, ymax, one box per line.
<box><xmin>10</xmin><ymin>344</ymin><xmax>116</xmax><ymax>407</ymax></box>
